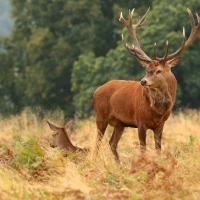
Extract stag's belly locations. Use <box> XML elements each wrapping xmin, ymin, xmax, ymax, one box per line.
<box><xmin>108</xmin><ymin>114</ymin><xmax>138</xmax><ymax>128</ymax></box>
<box><xmin>108</xmin><ymin>110</ymin><xmax>168</xmax><ymax>130</ymax></box>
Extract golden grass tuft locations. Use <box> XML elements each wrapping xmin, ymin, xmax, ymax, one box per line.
<box><xmin>0</xmin><ymin>108</ymin><xmax>200</xmax><ymax>199</ymax></box>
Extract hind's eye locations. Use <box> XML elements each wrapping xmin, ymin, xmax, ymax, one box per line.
<box><xmin>156</xmin><ymin>70</ymin><xmax>162</xmax><ymax>74</ymax></box>
<box><xmin>52</xmin><ymin>132</ymin><xmax>56</xmax><ymax>136</ymax></box>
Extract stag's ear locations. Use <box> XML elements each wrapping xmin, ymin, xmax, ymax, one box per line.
<box><xmin>137</xmin><ymin>59</ymin><xmax>150</xmax><ymax>68</ymax></box>
<box><xmin>46</xmin><ymin>120</ymin><xmax>58</xmax><ymax>131</ymax></box>
<box><xmin>65</xmin><ymin>120</ymin><xmax>73</xmax><ymax>131</ymax></box>
<box><xmin>166</xmin><ymin>57</ymin><xmax>181</xmax><ymax>68</ymax></box>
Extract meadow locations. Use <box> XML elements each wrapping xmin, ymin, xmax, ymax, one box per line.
<box><xmin>0</xmin><ymin>108</ymin><xmax>200</xmax><ymax>200</ymax></box>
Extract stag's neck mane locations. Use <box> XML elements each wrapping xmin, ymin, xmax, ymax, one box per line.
<box><xmin>148</xmin><ymin>87</ymin><xmax>172</xmax><ymax>114</ymax></box>
<box><xmin>144</xmin><ymin>74</ymin><xmax>177</xmax><ymax>114</ymax></box>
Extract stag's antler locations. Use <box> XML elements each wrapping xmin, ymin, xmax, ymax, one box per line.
<box><xmin>120</xmin><ymin>8</ymin><xmax>200</xmax><ymax>63</ymax></box>
<box><xmin>154</xmin><ymin>8</ymin><xmax>200</xmax><ymax>61</ymax></box>
<box><xmin>119</xmin><ymin>7</ymin><xmax>152</xmax><ymax>62</ymax></box>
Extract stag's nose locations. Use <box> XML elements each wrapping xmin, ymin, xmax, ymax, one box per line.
<box><xmin>140</xmin><ymin>79</ymin><xmax>147</xmax><ymax>86</ymax></box>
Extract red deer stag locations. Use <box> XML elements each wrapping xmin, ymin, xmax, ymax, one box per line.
<box><xmin>47</xmin><ymin>120</ymin><xmax>86</xmax><ymax>155</ymax></box>
<box><xmin>93</xmin><ymin>8</ymin><xmax>200</xmax><ymax>161</ymax></box>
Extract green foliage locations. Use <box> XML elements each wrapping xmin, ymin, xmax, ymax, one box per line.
<box><xmin>128</xmin><ymin>195</ymin><xmax>143</xmax><ymax>200</ymax></box>
<box><xmin>84</xmin><ymin>197</ymin><xmax>94</xmax><ymax>200</ymax></box>
<box><xmin>71</xmin><ymin>45</ymin><xmax>144</xmax><ymax>117</ymax></box>
<box><xmin>104</xmin><ymin>172</ymin><xmax>135</xmax><ymax>189</ymax></box>
<box><xmin>11</xmin><ymin>133</ymin><xmax>44</xmax><ymax>172</ymax></box>
<box><xmin>71</xmin><ymin>0</ymin><xmax>200</xmax><ymax>115</ymax></box>
<box><xmin>105</xmin><ymin>174</ymin><xmax>120</xmax><ymax>188</ymax></box>
<box><xmin>0</xmin><ymin>0</ymin><xmax>200</xmax><ymax>117</ymax></box>
<box><xmin>188</xmin><ymin>134</ymin><xmax>196</xmax><ymax>151</ymax></box>
<box><xmin>17</xmin><ymin>136</ymin><xmax>43</xmax><ymax>170</ymax></box>
<box><xmin>0</xmin><ymin>132</ymin><xmax>49</xmax><ymax>177</ymax></box>
<box><xmin>1</xmin><ymin>0</ymin><xmax>147</xmax><ymax>117</ymax></box>
<box><xmin>189</xmin><ymin>134</ymin><xmax>196</xmax><ymax>145</ymax></box>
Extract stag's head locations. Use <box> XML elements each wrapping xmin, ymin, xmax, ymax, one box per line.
<box><xmin>139</xmin><ymin>57</ymin><xmax>181</xmax><ymax>89</ymax></box>
<box><xmin>119</xmin><ymin>8</ymin><xmax>200</xmax><ymax>88</ymax></box>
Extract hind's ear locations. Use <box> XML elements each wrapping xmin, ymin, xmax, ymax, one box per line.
<box><xmin>65</xmin><ymin>120</ymin><xmax>73</xmax><ymax>131</ymax></box>
<box><xmin>46</xmin><ymin>120</ymin><xmax>58</xmax><ymax>131</ymax></box>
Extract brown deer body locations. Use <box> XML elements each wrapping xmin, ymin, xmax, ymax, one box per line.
<box><xmin>47</xmin><ymin>120</ymin><xmax>85</xmax><ymax>155</ymax></box>
<box><xmin>93</xmin><ymin>8</ymin><xmax>200</xmax><ymax>161</ymax></box>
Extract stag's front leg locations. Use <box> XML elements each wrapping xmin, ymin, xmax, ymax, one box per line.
<box><xmin>138</xmin><ymin>126</ymin><xmax>147</xmax><ymax>152</ymax></box>
<box><xmin>109</xmin><ymin>124</ymin><xmax>125</xmax><ymax>161</ymax></box>
<box><xmin>96</xmin><ymin>120</ymin><xmax>108</xmax><ymax>148</ymax></box>
<box><xmin>153</xmin><ymin>125</ymin><xmax>164</xmax><ymax>150</ymax></box>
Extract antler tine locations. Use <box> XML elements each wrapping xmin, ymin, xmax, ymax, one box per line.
<box><xmin>119</xmin><ymin>9</ymin><xmax>135</xmax><ymax>27</ymax></box>
<box><xmin>137</xmin><ymin>7</ymin><xmax>150</xmax><ymax>28</ymax></box>
<box><xmin>163</xmin><ymin>41</ymin><xmax>169</xmax><ymax>60</ymax></box>
<box><xmin>133</xmin><ymin>45</ymin><xmax>151</xmax><ymax>62</ymax></box>
<box><xmin>154</xmin><ymin>43</ymin><xmax>157</xmax><ymax>60</ymax></box>
<box><xmin>188</xmin><ymin>8</ymin><xmax>195</xmax><ymax>28</ymax></box>
<box><xmin>155</xmin><ymin>27</ymin><xmax>187</xmax><ymax>61</ymax></box>
<box><xmin>129</xmin><ymin>8</ymin><xmax>135</xmax><ymax>23</ymax></box>
<box><xmin>155</xmin><ymin>41</ymin><xmax>169</xmax><ymax>61</ymax></box>
<box><xmin>196</xmin><ymin>13</ymin><xmax>200</xmax><ymax>23</ymax></box>
<box><xmin>119</xmin><ymin>7</ymin><xmax>152</xmax><ymax>62</ymax></box>
<box><xmin>121</xmin><ymin>34</ymin><xmax>136</xmax><ymax>56</ymax></box>
<box><xmin>164</xmin><ymin>9</ymin><xmax>200</xmax><ymax>61</ymax></box>
<box><xmin>122</xmin><ymin>34</ymin><xmax>149</xmax><ymax>61</ymax></box>
<box><xmin>122</xmin><ymin>34</ymin><xmax>152</xmax><ymax>62</ymax></box>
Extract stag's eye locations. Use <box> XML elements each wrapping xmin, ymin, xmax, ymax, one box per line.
<box><xmin>156</xmin><ymin>70</ymin><xmax>162</xmax><ymax>74</ymax></box>
<box><xmin>147</xmin><ymin>70</ymin><xmax>154</xmax><ymax>75</ymax></box>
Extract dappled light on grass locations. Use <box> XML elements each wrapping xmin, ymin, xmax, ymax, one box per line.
<box><xmin>0</xmin><ymin>108</ymin><xmax>200</xmax><ymax>199</ymax></box>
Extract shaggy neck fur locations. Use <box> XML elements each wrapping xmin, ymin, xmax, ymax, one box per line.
<box><xmin>145</xmin><ymin>74</ymin><xmax>176</xmax><ymax>114</ymax></box>
<box><xmin>148</xmin><ymin>86</ymin><xmax>172</xmax><ymax>114</ymax></box>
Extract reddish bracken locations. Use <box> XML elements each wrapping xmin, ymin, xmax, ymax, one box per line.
<box><xmin>93</xmin><ymin>8</ymin><xmax>200</xmax><ymax>161</ymax></box>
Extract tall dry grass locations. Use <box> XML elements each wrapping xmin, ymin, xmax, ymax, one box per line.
<box><xmin>0</xmin><ymin>108</ymin><xmax>200</xmax><ymax>199</ymax></box>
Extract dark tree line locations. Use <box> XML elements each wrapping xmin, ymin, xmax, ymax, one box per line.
<box><xmin>0</xmin><ymin>0</ymin><xmax>200</xmax><ymax>118</ymax></box>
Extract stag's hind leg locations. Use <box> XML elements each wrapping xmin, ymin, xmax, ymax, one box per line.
<box><xmin>109</xmin><ymin>123</ymin><xmax>125</xmax><ymax>161</ymax></box>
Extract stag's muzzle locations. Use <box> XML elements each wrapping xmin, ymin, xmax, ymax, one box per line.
<box><xmin>140</xmin><ymin>79</ymin><xmax>147</xmax><ymax>86</ymax></box>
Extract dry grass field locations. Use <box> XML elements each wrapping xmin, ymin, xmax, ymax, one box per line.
<box><xmin>0</xmin><ymin>108</ymin><xmax>200</xmax><ymax>200</ymax></box>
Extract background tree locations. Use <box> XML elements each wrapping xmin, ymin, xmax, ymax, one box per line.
<box><xmin>72</xmin><ymin>0</ymin><xmax>200</xmax><ymax>117</ymax></box>
<box><xmin>0</xmin><ymin>0</ymin><xmax>115</xmax><ymax>116</ymax></box>
<box><xmin>0</xmin><ymin>0</ymin><xmax>152</xmax><ymax>116</ymax></box>
<box><xmin>0</xmin><ymin>0</ymin><xmax>200</xmax><ymax>118</ymax></box>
